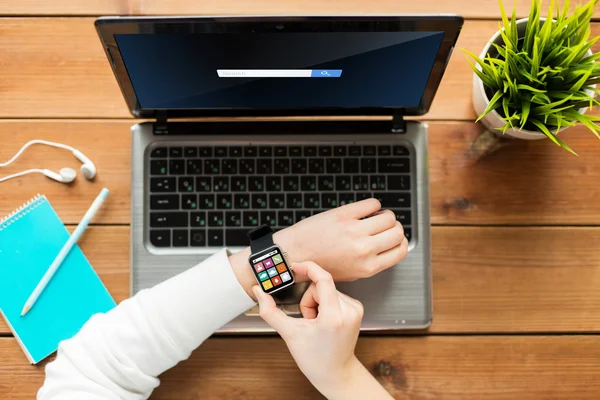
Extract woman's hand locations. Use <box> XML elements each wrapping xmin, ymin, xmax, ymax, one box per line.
<box><xmin>275</xmin><ymin>198</ymin><xmax>408</xmax><ymax>281</ymax></box>
<box><xmin>252</xmin><ymin>261</ymin><xmax>393</xmax><ymax>400</ymax></box>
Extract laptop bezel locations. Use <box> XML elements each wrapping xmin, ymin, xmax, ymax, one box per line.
<box><xmin>95</xmin><ymin>15</ymin><xmax>463</xmax><ymax>119</ymax></box>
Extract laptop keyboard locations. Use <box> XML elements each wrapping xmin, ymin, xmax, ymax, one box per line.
<box><xmin>147</xmin><ymin>144</ymin><xmax>413</xmax><ymax>248</ymax></box>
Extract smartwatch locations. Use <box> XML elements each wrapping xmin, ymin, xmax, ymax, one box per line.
<box><xmin>247</xmin><ymin>225</ymin><xmax>295</xmax><ymax>294</ymax></box>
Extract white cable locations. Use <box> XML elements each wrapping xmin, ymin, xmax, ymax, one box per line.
<box><xmin>0</xmin><ymin>140</ymin><xmax>74</xmax><ymax>168</ymax></box>
<box><xmin>0</xmin><ymin>169</ymin><xmax>45</xmax><ymax>183</ymax></box>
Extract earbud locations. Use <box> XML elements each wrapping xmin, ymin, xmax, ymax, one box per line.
<box><xmin>42</xmin><ymin>168</ymin><xmax>77</xmax><ymax>183</ymax></box>
<box><xmin>73</xmin><ymin>150</ymin><xmax>97</xmax><ymax>180</ymax></box>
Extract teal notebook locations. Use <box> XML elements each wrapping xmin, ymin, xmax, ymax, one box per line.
<box><xmin>0</xmin><ymin>195</ymin><xmax>116</xmax><ymax>364</ymax></box>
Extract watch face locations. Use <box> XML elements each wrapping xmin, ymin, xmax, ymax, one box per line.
<box><xmin>249</xmin><ymin>246</ymin><xmax>294</xmax><ymax>294</ymax></box>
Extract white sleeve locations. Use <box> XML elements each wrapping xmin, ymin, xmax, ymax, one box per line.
<box><xmin>37</xmin><ymin>249</ymin><xmax>256</xmax><ymax>400</ymax></box>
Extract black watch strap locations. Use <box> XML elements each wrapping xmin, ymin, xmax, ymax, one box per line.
<box><xmin>247</xmin><ymin>224</ymin><xmax>275</xmax><ymax>254</ymax></box>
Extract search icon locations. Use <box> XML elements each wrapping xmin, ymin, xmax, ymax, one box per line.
<box><xmin>321</xmin><ymin>71</ymin><xmax>331</xmax><ymax>76</ymax></box>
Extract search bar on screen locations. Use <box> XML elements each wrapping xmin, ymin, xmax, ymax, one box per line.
<box><xmin>217</xmin><ymin>69</ymin><xmax>342</xmax><ymax>78</ymax></box>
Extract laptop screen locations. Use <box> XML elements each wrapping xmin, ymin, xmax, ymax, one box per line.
<box><xmin>114</xmin><ymin>32</ymin><xmax>445</xmax><ymax>110</ymax></box>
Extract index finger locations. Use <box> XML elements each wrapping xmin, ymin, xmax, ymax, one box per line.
<box><xmin>292</xmin><ymin>261</ymin><xmax>341</xmax><ymax>316</ymax></box>
<box><xmin>337</xmin><ymin>198</ymin><xmax>382</xmax><ymax>219</ymax></box>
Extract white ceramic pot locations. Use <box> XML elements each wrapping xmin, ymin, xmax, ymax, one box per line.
<box><xmin>472</xmin><ymin>18</ymin><xmax>594</xmax><ymax>140</ymax></box>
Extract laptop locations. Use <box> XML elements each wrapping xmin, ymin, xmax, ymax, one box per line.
<box><xmin>95</xmin><ymin>15</ymin><xmax>463</xmax><ymax>331</ymax></box>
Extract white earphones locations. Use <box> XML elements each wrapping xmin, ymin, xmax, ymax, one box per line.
<box><xmin>0</xmin><ymin>140</ymin><xmax>97</xmax><ymax>184</ymax></box>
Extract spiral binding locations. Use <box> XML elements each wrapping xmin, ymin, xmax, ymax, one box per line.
<box><xmin>0</xmin><ymin>194</ymin><xmax>46</xmax><ymax>230</ymax></box>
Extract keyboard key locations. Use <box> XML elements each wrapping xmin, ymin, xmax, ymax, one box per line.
<box><xmin>150</xmin><ymin>212</ymin><xmax>188</xmax><ymax>228</ymax></box>
<box><xmin>151</xmin><ymin>177</ymin><xmax>176</xmax><ymax>192</ymax></box>
<box><xmin>308</xmin><ymin>159</ymin><xmax>325</xmax><ymax>174</ymax></box>
<box><xmin>301</xmin><ymin>176</ymin><xmax>317</xmax><ymax>191</ymax></box>
<box><xmin>225</xmin><ymin>229</ymin><xmax>249</xmax><ymax>246</ymax></box>
<box><xmin>261</xmin><ymin>211</ymin><xmax>277</xmax><ymax>227</ymax></box>
<box><xmin>312</xmin><ymin>209</ymin><xmax>326</xmax><ymax>216</ymax></box>
<box><xmin>178</xmin><ymin>177</ymin><xmax>195</xmax><ymax>192</ymax></box>
<box><xmin>208</xmin><ymin>211</ymin><xmax>224</xmax><ymax>227</ymax></box>
<box><xmin>274</xmin><ymin>159</ymin><xmax>290</xmax><ymax>174</ymax></box>
<box><xmin>259</xmin><ymin>146</ymin><xmax>272</xmax><ymax>157</ymax></box>
<box><xmin>196</xmin><ymin>177</ymin><xmax>212</xmax><ymax>192</ymax></box>
<box><xmin>199</xmin><ymin>146</ymin><xmax>213</xmax><ymax>157</ymax></box>
<box><xmin>304</xmin><ymin>146</ymin><xmax>317</xmax><ymax>157</ymax></box>
<box><xmin>184</xmin><ymin>147</ymin><xmax>198</xmax><ymax>157</ymax></box>
<box><xmin>231</xmin><ymin>176</ymin><xmax>247</xmax><ymax>192</ymax></box>
<box><xmin>304</xmin><ymin>193</ymin><xmax>321</xmax><ymax>209</ymax></box>
<box><xmin>322</xmin><ymin>193</ymin><xmax>338</xmax><ymax>208</ymax></box>
<box><xmin>388</xmin><ymin>175</ymin><xmax>410</xmax><ymax>190</ymax></box>
<box><xmin>333</xmin><ymin>146</ymin><xmax>346</xmax><ymax>156</ymax></box>
<box><xmin>378</xmin><ymin>158</ymin><xmax>410</xmax><ymax>173</ymax></box>
<box><xmin>378</xmin><ymin>145</ymin><xmax>391</xmax><ymax>156</ymax></box>
<box><xmin>289</xmin><ymin>146</ymin><xmax>302</xmax><ymax>157</ymax></box>
<box><xmin>199</xmin><ymin>194</ymin><xmax>215</xmax><ymax>209</ymax></box>
<box><xmin>169</xmin><ymin>147</ymin><xmax>183</xmax><ymax>157</ymax></box>
<box><xmin>150</xmin><ymin>147</ymin><xmax>167</xmax><ymax>158</ymax></box>
<box><xmin>343</xmin><ymin>158</ymin><xmax>359</xmax><ymax>174</ymax></box>
<box><xmin>353</xmin><ymin>176</ymin><xmax>369</xmax><ymax>191</ymax></box>
<box><xmin>326</xmin><ymin>158</ymin><xmax>343</xmax><ymax>174</ymax></box>
<box><xmin>235</xmin><ymin>194</ymin><xmax>250</xmax><ymax>209</ymax></box>
<box><xmin>213</xmin><ymin>177</ymin><xmax>229</xmax><ymax>192</ymax></box>
<box><xmin>266</xmin><ymin>176</ymin><xmax>282</xmax><ymax>191</ymax></box>
<box><xmin>150</xmin><ymin>194</ymin><xmax>179</xmax><ymax>210</ymax></box>
<box><xmin>339</xmin><ymin>193</ymin><xmax>355</xmax><ymax>206</ymax></box>
<box><xmin>239</xmin><ymin>159</ymin><xmax>255</xmax><ymax>174</ymax></box>
<box><xmin>191</xmin><ymin>212</ymin><xmax>207</xmax><ymax>227</ymax></box>
<box><xmin>204</xmin><ymin>159</ymin><xmax>220</xmax><ymax>174</ymax></box>
<box><xmin>229</xmin><ymin>146</ymin><xmax>243</xmax><ymax>157</ymax></box>
<box><xmin>190</xmin><ymin>230</ymin><xmax>206</xmax><ymax>246</ymax></box>
<box><xmin>393</xmin><ymin>145</ymin><xmax>410</xmax><ymax>156</ymax></box>
<box><xmin>150</xmin><ymin>230</ymin><xmax>170</xmax><ymax>247</ymax></box>
<box><xmin>226</xmin><ymin>211</ymin><xmax>242</xmax><ymax>227</ymax></box>
<box><xmin>279</xmin><ymin>211</ymin><xmax>294</xmax><ymax>226</ymax></box>
<box><xmin>274</xmin><ymin>146</ymin><xmax>287</xmax><ymax>157</ymax></box>
<box><xmin>269</xmin><ymin>194</ymin><xmax>285</xmax><ymax>209</ymax></box>
<box><xmin>173</xmin><ymin>230</ymin><xmax>188</xmax><ymax>247</ymax></box>
<box><xmin>287</xmin><ymin>193</ymin><xmax>303</xmax><ymax>209</ymax></box>
<box><xmin>348</xmin><ymin>146</ymin><xmax>361</xmax><ymax>156</ymax></box>
<box><xmin>244</xmin><ymin>146</ymin><xmax>258</xmax><ymax>157</ymax></box>
<box><xmin>295</xmin><ymin>210</ymin><xmax>311</xmax><ymax>222</ymax></box>
<box><xmin>374</xmin><ymin>192</ymin><xmax>411</xmax><ymax>208</ymax></box>
<box><xmin>169</xmin><ymin>159</ymin><xmax>185</xmax><ymax>175</ymax></box>
<box><xmin>291</xmin><ymin>159</ymin><xmax>307</xmax><ymax>174</ymax></box>
<box><xmin>252</xmin><ymin>193</ymin><xmax>268</xmax><ymax>209</ymax></box>
<box><xmin>217</xmin><ymin>194</ymin><xmax>233</xmax><ymax>209</ymax></box>
<box><xmin>391</xmin><ymin>209</ymin><xmax>412</xmax><ymax>225</ymax></box>
<box><xmin>356</xmin><ymin>192</ymin><xmax>373</xmax><ymax>201</ymax></box>
<box><xmin>336</xmin><ymin>176</ymin><xmax>352</xmax><ymax>191</ymax></box>
<box><xmin>361</xmin><ymin>158</ymin><xmax>376</xmax><ymax>173</ymax></box>
<box><xmin>182</xmin><ymin>194</ymin><xmax>198</xmax><ymax>210</ymax></box>
<box><xmin>318</xmin><ymin>176</ymin><xmax>335</xmax><ymax>191</ymax></box>
<box><xmin>249</xmin><ymin>177</ymin><xmax>264</xmax><ymax>191</ymax></box>
<box><xmin>403</xmin><ymin>227</ymin><xmax>412</xmax><ymax>242</ymax></box>
<box><xmin>318</xmin><ymin>146</ymin><xmax>332</xmax><ymax>156</ymax></box>
<box><xmin>257</xmin><ymin>159</ymin><xmax>272</xmax><ymax>174</ymax></box>
<box><xmin>370</xmin><ymin>176</ymin><xmax>386</xmax><ymax>190</ymax></box>
<box><xmin>186</xmin><ymin>159</ymin><xmax>202</xmax><ymax>175</ymax></box>
<box><xmin>150</xmin><ymin>160</ymin><xmax>167</xmax><ymax>175</ymax></box>
<box><xmin>222</xmin><ymin>159</ymin><xmax>237</xmax><ymax>174</ymax></box>
<box><xmin>283</xmin><ymin>176</ymin><xmax>299</xmax><ymax>191</ymax></box>
<box><xmin>208</xmin><ymin>229</ymin><xmax>224</xmax><ymax>246</ymax></box>
<box><xmin>363</xmin><ymin>146</ymin><xmax>376</xmax><ymax>156</ymax></box>
<box><xmin>215</xmin><ymin>147</ymin><xmax>227</xmax><ymax>157</ymax></box>
<box><xmin>244</xmin><ymin>211</ymin><xmax>259</xmax><ymax>227</ymax></box>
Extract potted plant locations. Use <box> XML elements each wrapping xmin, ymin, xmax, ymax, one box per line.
<box><xmin>464</xmin><ymin>0</ymin><xmax>600</xmax><ymax>154</ymax></box>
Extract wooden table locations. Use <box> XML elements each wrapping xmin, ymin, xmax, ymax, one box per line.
<box><xmin>1</xmin><ymin>1</ymin><xmax>600</xmax><ymax>399</ymax></box>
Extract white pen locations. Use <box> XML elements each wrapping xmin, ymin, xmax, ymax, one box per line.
<box><xmin>21</xmin><ymin>188</ymin><xmax>110</xmax><ymax>317</ymax></box>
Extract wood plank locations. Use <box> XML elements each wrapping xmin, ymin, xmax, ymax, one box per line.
<box><xmin>1</xmin><ymin>0</ymin><xmax>597</xmax><ymax>20</ymax></box>
<box><xmin>2</xmin><ymin>226</ymin><xmax>600</xmax><ymax>334</ymax></box>
<box><xmin>2</xmin><ymin>120</ymin><xmax>600</xmax><ymax>225</ymax></box>
<box><xmin>1</xmin><ymin>335</ymin><xmax>600</xmax><ymax>399</ymax></box>
<box><xmin>1</xmin><ymin>18</ymin><xmax>599</xmax><ymax>119</ymax></box>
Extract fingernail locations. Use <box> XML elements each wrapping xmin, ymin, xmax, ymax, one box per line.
<box><xmin>251</xmin><ymin>285</ymin><xmax>261</xmax><ymax>298</ymax></box>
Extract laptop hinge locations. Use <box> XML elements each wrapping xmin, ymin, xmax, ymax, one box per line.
<box><xmin>391</xmin><ymin>110</ymin><xmax>407</xmax><ymax>133</ymax></box>
<box><xmin>154</xmin><ymin>112</ymin><xmax>168</xmax><ymax>135</ymax></box>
